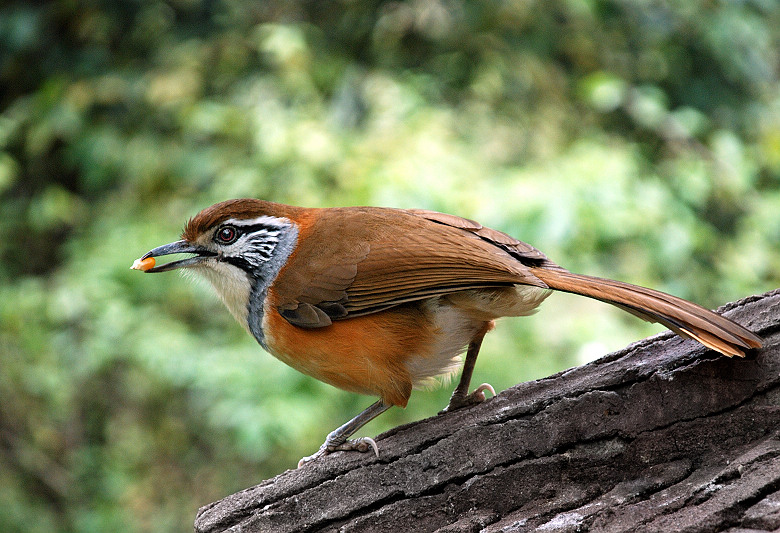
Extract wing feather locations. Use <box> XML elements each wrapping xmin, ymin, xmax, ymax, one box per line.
<box><xmin>270</xmin><ymin>207</ymin><xmax>551</xmax><ymax>327</ymax></box>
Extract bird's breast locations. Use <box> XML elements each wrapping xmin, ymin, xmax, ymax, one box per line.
<box><xmin>261</xmin><ymin>300</ymin><xmax>456</xmax><ymax>406</ymax></box>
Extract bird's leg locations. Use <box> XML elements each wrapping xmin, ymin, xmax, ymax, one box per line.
<box><xmin>298</xmin><ymin>400</ymin><xmax>391</xmax><ymax>467</ymax></box>
<box><xmin>443</xmin><ymin>326</ymin><xmax>495</xmax><ymax>412</ymax></box>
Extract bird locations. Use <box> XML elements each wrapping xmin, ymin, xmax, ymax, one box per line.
<box><xmin>132</xmin><ymin>199</ymin><xmax>762</xmax><ymax>466</ymax></box>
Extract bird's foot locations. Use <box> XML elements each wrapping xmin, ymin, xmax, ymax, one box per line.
<box><xmin>297</xmin><ymin>436</ymin><xmax>379</xmax><ymax>468</ymax></box>
<box><xmin>441</xmin><ymin>383</ymin><xmax>496</xmax><ymax>413</ymax></box>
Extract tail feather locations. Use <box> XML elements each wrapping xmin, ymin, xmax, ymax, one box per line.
<box><xmin>531</xmin><ymin>269</ymin><xmax>762</xmax><ymax>357</ymax></box>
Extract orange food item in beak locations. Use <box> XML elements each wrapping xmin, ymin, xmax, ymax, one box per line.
<box><xmin>131</xmin><ymin>256</ymin><xmax>156</xmax><ymax>271</ymax></box>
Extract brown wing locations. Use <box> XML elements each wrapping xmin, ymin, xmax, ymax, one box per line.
<box><xmin>271</xmin><ymin>207</ymin><xmax>555</xmax><ymax>328</ymax></box>
<box><xmin>406</xmin><ymin>209</ymin><xmax>563</xmax><ymax>269</ymax></box>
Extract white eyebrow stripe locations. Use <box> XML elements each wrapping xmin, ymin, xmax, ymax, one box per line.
<box><xmin>225</xmin><ymin>216</ymin><xmax>289</xmax><ymax>228</ymax></box>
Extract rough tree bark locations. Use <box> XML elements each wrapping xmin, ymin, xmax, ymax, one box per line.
<box><xmin>195</xmin><ymin>289</ymin><xmax>779</xmax><ymax>533</ymax></box>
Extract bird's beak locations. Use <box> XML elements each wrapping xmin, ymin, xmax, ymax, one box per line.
<box><xmin>131</xmin><ymin>240</ymin><xmax>215</xmax><ymax>273</ymax></box>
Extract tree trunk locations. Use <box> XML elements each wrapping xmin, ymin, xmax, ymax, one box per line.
<box><xmin>195</xmin><ymin>289</ymin><xmax>779</xmax><ymax>533</ymax></box>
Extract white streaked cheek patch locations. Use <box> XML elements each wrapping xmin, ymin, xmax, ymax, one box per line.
<box><xmin>218</xmin><ymin>217</ymin><xmax>286</xmax><ymax>267</ymax></box>
<box><xmin>242</xmin><ymin>231</ymin><xmax>280</xmax><ymax>264</ymax></box>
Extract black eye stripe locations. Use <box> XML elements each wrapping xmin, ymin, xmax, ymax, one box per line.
<box><xmin>234</xmin><ymin>223</ymin><xmax>282</xmax><ymax>235</ymax></box>
<box><xmin>214</xmin><ymin>224</ymin><xmax>280</xmax><ymax>244</ymax></box>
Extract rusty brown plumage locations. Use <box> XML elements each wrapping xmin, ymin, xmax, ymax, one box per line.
<box><xmin>181</xmin><ymin>199</ymin><xmax>305</xmax><ymax>242</ymax></box>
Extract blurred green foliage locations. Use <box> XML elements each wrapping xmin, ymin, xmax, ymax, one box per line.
<box><xmin>1</xmin><ymin>0</ymin><xmax>779</xmax><ymax>531</ymax></box>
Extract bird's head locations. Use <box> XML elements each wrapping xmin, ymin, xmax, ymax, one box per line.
<box><xmin>132</xmin><ymin>199</ymin><xmax>300</xmax><ymax>334</ymax></box>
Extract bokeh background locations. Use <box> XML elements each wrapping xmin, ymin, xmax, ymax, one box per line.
<box><xmin>2</xmin><ymin>1</ymin><xmax>779</xmax><ymax>531</ymax></box>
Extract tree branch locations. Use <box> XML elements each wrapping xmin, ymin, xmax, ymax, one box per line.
<box><xmin>195</xmin><ymin>289</ymin><xmax>780</xmax><ymax>533</ymax></box>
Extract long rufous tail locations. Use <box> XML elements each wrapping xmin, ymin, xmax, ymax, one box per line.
<box><xmin>530</xmin><ymin>269</ymin><xmax>763</xmax><ymax>357</ymax></box>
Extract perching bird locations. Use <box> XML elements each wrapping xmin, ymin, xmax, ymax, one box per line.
<box><xmin>132</xmin><ymin>199</ymin><xmax>762</xmax><ymax>466</ymax></box>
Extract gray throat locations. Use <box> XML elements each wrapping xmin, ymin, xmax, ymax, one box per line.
<box><xmin>246</xmin><ymin>223</ymin><xmax>299</xmax><ymax>351</ymax></box>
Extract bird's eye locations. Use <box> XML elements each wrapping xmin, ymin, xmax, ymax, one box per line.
<box><xmin>215</xmin><ymin>225</ymin><xmax>239</xmax><ymax>244</ymax></box>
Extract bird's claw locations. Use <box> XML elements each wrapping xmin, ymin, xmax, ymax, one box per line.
<box><xmin>333</xmin><ymin>436</ymin><xmax>379</xmax><ymax>456</ymax></box>
<box><xmin>441</xmin><ymin>382</ymin><xmax>496</xmax><ymax>413</ymax></box>
<box><xmin>297</xmin><ymin>436</ymin><xmax>379</xmax><ymax>468</ymax></box>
